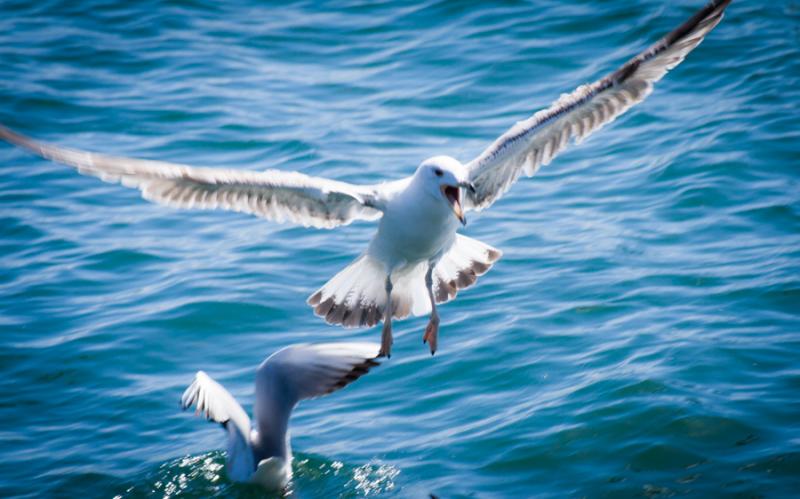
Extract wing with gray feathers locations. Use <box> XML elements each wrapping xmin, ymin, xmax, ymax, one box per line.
<box><xmin>257</xmin><ymin>342</ymin><xmax>381</xmax><ymax>404</ymax></box>
<box><xmin>181</xmin><ymin>371</ymin><xmax>255</xmax><ymax>482</ymax></box>
<box><xmin>0</xmin><ymin>125</ymin><xmax>383</xmax><ymax>229</ymax></box>
<box><xmin>465</xmin><ymin>0</ymin><xmax>731</xmax><ymax>211</ymax></box>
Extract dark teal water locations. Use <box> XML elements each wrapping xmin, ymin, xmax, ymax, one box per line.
<box><xmin>1</xmin><ymin>1</ymin><xmax>799</xmax><ymax>497</ymax></box>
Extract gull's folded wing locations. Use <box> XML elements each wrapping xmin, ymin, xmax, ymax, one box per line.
<box><xmin>0</xmin><ymin>125</ymin><xmax>383</xmax><ymax>229</ymax></box>
<box><xmin>465</xmin><ymin>0</ymin><xmax>731</xmax><ymax>211</ymax></box>
<box><xmin>181</xmin><ymin>371</ymin><xmax>255</xmax><ymax>482</ymax></box>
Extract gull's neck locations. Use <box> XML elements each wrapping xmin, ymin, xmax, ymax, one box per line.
<box><xmin>251</xmin><ymin>376</ymin><xmax>293</xmax><ymax>462</ymax></box>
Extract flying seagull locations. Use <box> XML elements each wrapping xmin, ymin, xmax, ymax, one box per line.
<box><xmin>0</xmin><ymin>0</ymin><xmax>731</xmax><ymax>357</ymax></box>
<box><xmin>180</xmin><ymin>342</ymin><xmax>381</xmax><ymax>490</ymax></box>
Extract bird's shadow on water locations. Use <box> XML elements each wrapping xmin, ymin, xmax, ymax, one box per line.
<box><xmin>117</xmin><ymin>451</ymin><xmax>400</xmax><ymax>498</ymax></box>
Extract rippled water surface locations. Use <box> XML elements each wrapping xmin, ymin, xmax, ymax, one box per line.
<box><xmin>1</xmin><ymin>0</ymin><xmax>799</xmax><ymax>497</ymax></box>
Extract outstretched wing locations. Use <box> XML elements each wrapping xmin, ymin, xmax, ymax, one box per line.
<box><xmin>465</xmin><ymin>0</ymin><xmax>731</xmax><ymax>211</ymax></box>
<box><xmin>181</xmin><ymin>371</ymin><xmax>255</xmax><ymax>482</ymax></box>
<box><xmin>257</xmin><ymin>342</ymin><xmax>381</xmax><ymax>405</ymax></box>
<box><xmin>0</xmin><ymin>125</ymin><xmax>383</xmax><ymax>229</ymax></box>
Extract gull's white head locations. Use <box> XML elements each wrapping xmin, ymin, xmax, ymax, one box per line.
<box><xmin>416</xmin><ymin>155</ymin><xmax>474</xmax><ymax>225</ymax></box>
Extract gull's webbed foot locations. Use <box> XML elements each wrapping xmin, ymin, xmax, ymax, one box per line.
<box><xmin>422</xmin><ymin>317</ymin><xmax>439</xmax><ymax>355</ymax></box>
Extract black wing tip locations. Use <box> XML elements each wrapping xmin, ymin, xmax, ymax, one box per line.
<box><xmin>612</xmin><ymin>0</ymin><xmax>732</xmax><ymax>85</ymax></box>
<box><xmin>663</xmin><ymin>0</ymin><xmax>732</xmax><ymax>47</ymax></box>
<box><xmin>330</xmin><ymin>357</ymin><xmax>381</xmax><ymax>392</ymax></box>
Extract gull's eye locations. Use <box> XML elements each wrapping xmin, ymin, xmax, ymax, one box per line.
<box><xmin>434</xmin><ymin>168</ymin><xmax>443</xmax><ymax>177</ymax></box>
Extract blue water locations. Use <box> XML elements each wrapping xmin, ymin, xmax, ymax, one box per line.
<box><xmin>1</xmin><ymin>0</ymin><xmax>799</xmax><ymax>497</ymax></box>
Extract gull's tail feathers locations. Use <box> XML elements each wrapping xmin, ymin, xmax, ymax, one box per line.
<box><xmin>308</xmin><ymin>254</ymin><xmax>389</xmax><ymax>328</ymax></box>
<box><xmin>432</xmin><ymin>234</ymin><xmax>502</xmax><ymax>305</ymax></box>
<box><xmin>307</xmin><ymin>234</ymin><xmax>501</xmax><ymax>327</ymax></box>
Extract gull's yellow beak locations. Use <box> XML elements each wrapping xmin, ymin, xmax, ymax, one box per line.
<box><xmin>441</xmin><ymin>185</ymin><xmax>466</xmax><ymax>226</ymax></box>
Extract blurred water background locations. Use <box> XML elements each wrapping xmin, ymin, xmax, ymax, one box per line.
<box><xmin>1</xmin><ymin>0</ymin><xmax>799</xmax><ymax>497</ymax></box>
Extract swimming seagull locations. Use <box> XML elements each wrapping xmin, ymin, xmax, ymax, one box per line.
<box><xmin>0</xmin><ymin>0</ymin><xmax>731</xmax><ymax>357</ymax></box>
<box><xmin>180</xmin><ymin>342</ymin><xmax>381</xmax><ymax>490</ymax></box>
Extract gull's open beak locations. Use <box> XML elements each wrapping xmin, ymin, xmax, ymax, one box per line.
<box><xmin>441</xmin><ymin>185</ymin><xmax>466</xmax><ymax>226</ymax></box>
